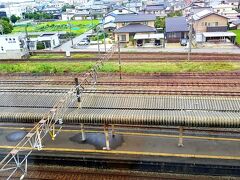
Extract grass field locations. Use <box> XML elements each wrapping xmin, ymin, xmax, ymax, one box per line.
<box><xmin>12</xmin><ymin>20</ymin><xmax>99</xmax><ymax>35</ymax></box>
<box><xmin>29</xmin><ymin>54</ymin><xmax>96</xmax><ymax>59</ymax></box>
<box><xmin>230</xmin><ymin>29</ymin><xmax>240</xmax><ymax>45</ymax></box>
<box><xmin>0</xmin><ymin>62</ymin><xmax>238</xmax><ymax>74</ymax></box>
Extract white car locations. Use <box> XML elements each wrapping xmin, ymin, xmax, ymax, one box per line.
<box><xmin>77</xmin><ymin>38</ymin><xmax>90</xmax><ymax>46</ymax></box>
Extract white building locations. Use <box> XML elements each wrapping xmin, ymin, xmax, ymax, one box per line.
<box><xmin>30</xmin><ymin>33</ymin><xmax>60</xmax><ymax>50</ymax></box>
<box><xmin>0</xmin><ymin>1</ymin><xmax>37</xmax><ymax>18</ymax></box>
<box><xmin>0</xmin><ymin>34</ymin><xmax>29</xmax><ymax>59</ymax></box>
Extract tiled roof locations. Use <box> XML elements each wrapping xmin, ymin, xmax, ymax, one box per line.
<box><xmin>193</xmin><ymin>9</ymin><xmax>227</xmax><ymax>21</ymax></box>
<box><xmin>115</xmin><ymin>14</ymin><xmax>156</xmax><ymax>22</ymax></box>
<box><xmin>165</xmin><ymin>16</ymin><xmax>188</xmax><ymax>33</ymax></box>
<box><xmin>114</xmin><ymin>23</ymin><xmax>156</xmax><ymax>33</ymax></box>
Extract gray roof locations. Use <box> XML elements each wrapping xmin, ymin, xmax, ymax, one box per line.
<box><xmin>165</xmin><ymin>16</ymin><xmax>188</xmax><ymax>33</ymax></box>
<box><xmin>233</xmin><ymin>19</ymin><xmax>240</xmax><ymax>25</ymax></box>
<box><xmin>0</xmin><ymin>93</ymin><xmax>240</xmax><ymax>127</ymax></box>
<box><xmin>115</xmin><ymin>14</ymin><xmax>156</xmax><ymax>23</ymax></box>
<box><xmin>145</xmin><ymin>5</ymin><xmax>165</xmax><ymax>11</ymax></box>
<box><xmin>114</xmin><ymin>23</ymin><xmax>156</xmax><ymax>33</ymax></box>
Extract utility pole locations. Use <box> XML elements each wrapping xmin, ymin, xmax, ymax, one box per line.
<box><xmin>0</xmin><ymin>25</ymin><xmax>3</xmax><ymax>35</ymax></box>
<box><xmin>25</xmin><ymin>24</ymin><xmax>30</xmax><ymax>53</ymax></box>
<box><xmin>187</xmin><ymin>1</ymin><xmax>194</xmax><ymax>61</ymax></box>
<box><xmin>97</xmin><ymin>30</ymin><xmax>100</xmax><ymax>55</ymax></box>
<box><xmin>117</xmin><ymin>35</ymin><xmax>122</xmax><ymax>80</ymax></box>
<box><xmin>68</xmin><ymin>17</ymin><xmax>73</xmax><ymax>46</ymax></box>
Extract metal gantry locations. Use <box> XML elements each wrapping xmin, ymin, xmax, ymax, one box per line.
<box><xmin>0</xmin><ymin>44</ymin><xmax>117</xmax><ymax>179</ymax></box>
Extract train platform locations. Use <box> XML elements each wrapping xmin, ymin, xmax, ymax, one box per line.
<box><xmin>1</xmin><ymin>125</ymin><xmax>240</xmax><ymax>170</ymax></box>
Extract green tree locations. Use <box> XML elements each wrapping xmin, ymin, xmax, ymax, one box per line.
<box><xmin>1</xmin><ymin>17</ymin><xmax>10</xmax><ymax>23</ymax></box>
<box><xmin>155</xmin><ymin>17</ymin><xmax>165</xmax><ymax>28</ymax></box>
<box><xmin>62</xmin><ymin>4</ymin><xmax>75</xmax><ymax>12</ymax></box>
<box><xmin>0</xmin><ymin>20</ymin><xmax>13</xmax><ymax>34</ymax></box>
<box><xmin>10</xmin><ymin>15</ymin><xmax>18</xmax><ymax>24</ymax></box>
<box><xmin>168</xmin><ymin>10</ymin><xmax>183</xmax><ymax>17</ymax></box>
<box><xmin>24</xmin><ymin>12</ymin><xmax>54</xmax><ymax>20</ymax></box>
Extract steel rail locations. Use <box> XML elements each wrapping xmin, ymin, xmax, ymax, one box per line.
<box><xmin>1</xmin><ymin>80</ymin><xmax>240</xmax><ymax>87</ymax></box>
<box><xmin>0</xmin><ymin>88</ymin><xmax>239</xmax><ymax>96</ymax></box>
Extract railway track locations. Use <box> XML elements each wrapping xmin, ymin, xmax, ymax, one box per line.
<box><xmin>1</xmin><ymin>80</ymin><xmax>240</xmax><ymax>87</ymax></box>
<box><xmin>4</xmin><ymin>51</ymin><xmax>240</xmax><ymax>62</ymax></box>
<box><xmin>0</xmin><ymin>88</ymin><xmax>239</xmax><ymax>96</ymax></box>
<box><xmin>0</xmin><ymin>166</ymin><xmax>175</xmax><ymax>180</ymax></box>
<box><xmin>3</xmin><ymin>72</ymin><xmax>240</xmax><ymax>79</ymax></box>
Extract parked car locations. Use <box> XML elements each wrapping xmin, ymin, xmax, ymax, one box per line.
<box><xmin>137</xmin><ymin>40</ymin><xmax>143</xmax><ymax>47</ymax></box>
<box><xmin>180</xmin><ymin>38</ymin><xmax>188</xmax><ymax>46</ymax></box>
<box><xmin>155</xmin><ymin>40</ymin><xmax>161</xmax><ymax>46</ymax></box>
<box><xmin>78</xmin><ymin>38</ymin><xmax>90</xmax><ymax>46</ymax></box>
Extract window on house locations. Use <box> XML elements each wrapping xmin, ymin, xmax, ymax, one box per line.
<box><xmin>201</xmin><ymin>22</ymin><xmax>204</xmax><ymax>26</ymax></box>
<box><xmin>120</xmin><ymin>35</ymin><xmax>126</xmax><ymax>42</ymax></box>
<box><xmin>215</xmin><ymin>22</ymin><xmax>218</xmax><ymax>26</ymax></box>
<box><xmin>1</xmin><ymin>46</ymin><xmax>3</xmax><ymax>51</ymax></box>
<box><xmin>205</xmin><ymin>22</ymin><xmax>207</xmax><ymax>26</ymax></box>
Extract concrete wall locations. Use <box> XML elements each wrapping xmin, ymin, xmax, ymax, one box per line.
<box><xmin>193</xmin><ymin>14</ymin><xmax>228</xmax><ymax>33</ymax></box>
<box><xmin>0</xmin><ymin>50</ymin><xmax>28</xmax><ymax>59</ymax></box>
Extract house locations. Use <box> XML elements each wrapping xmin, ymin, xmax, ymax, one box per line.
<box><xmin>143</xmin><ymin>4</ymin><xmax>166</xmax><ymax>17</ymax></box>
<box><xmin>0</xmin><ymin>34</ymin><xmax>28</xmax><ymax>59</ymax></box>
<box><xmin>193</xmin><ymin>9</ymin><xmax>228</xmax><ymax>33</ymax></box>
<box><xmin>124</xmin><ymin>2</ymin><xmax>143</xmax><ymax>13</ymax></box>
<box><xmin>232</xmin><ymin>19</ymin><xmax>240</xmax><ymax>29</ymax></box>
<box><xmin>214</xmin><ymin>3</ymin><xmax>240</xmax><ymax>22</ymax></box>
<box><xmin>103</xmin><ymin>7</ymin><xmax>137</xmax><ymax>31</ymax></box>
<box><xmin>165</xmin><ymin>16</ymin><xmax>189</xmax><ymax>43</ymax></box>
<box><xmin>62</xmin><ymin>12</ymin><xmax>75</xmax><ymax>20</ymax></box>
<box><xmin>193</xmin><ymin>10</ymin><xmax>236</xmax><ymax>43</ymax></box>
<box><xmin>114</xmin><ymin>14</ymin><xmax>164</xmax><ymax>46</ymax></box>
<box><xmin>91</xmin><ymin>4</ymin><xmax>109</xmax><ymax>18</ymax></box>
<box><xmin>221</xmin><ymin>0</ymin><xmax>240</xmax><ymax>8</ymax></box>
<box><xmin>73</xmin><ymin>11</ymin><xmax>91</xmax><ymax>20</ymax></box>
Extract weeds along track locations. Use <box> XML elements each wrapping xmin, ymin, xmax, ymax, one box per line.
<box><xmin>1</xmin><ymin>80</ymin><xmax>240</xmax><ymax>87</ymax></box>
<box><xmin>3</xmin><ymin>52</ymin><xmax>240</xmax><ymax>62</ymax></box>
